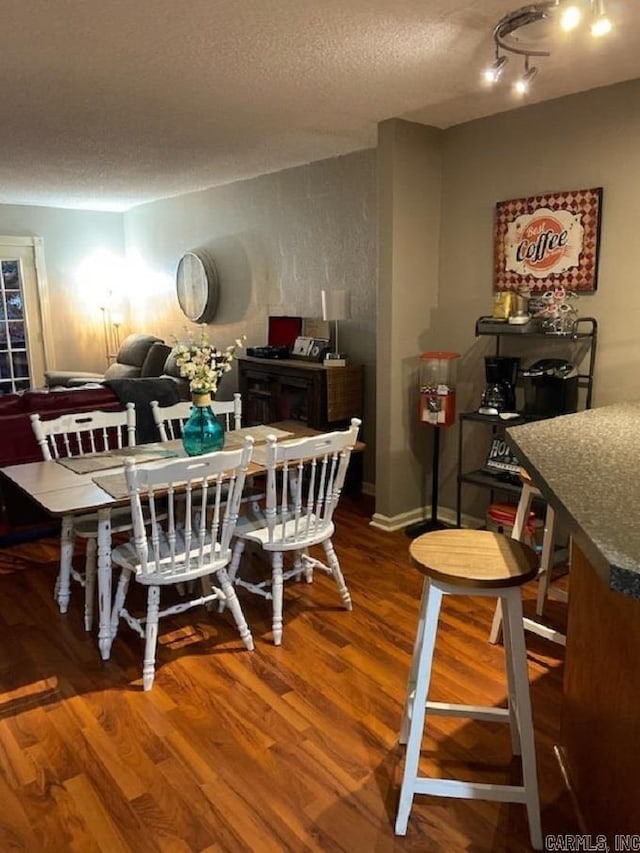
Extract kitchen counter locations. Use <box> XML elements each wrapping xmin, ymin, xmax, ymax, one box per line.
<box><xmin>506</xmin><ymin>400</ymin><xmax>640</xmax><ymax>598</ymax></box>
<box><xmin>505</xmin><ymin>400</ymin><xmax>640</xmax><ymax>837</ymax></box>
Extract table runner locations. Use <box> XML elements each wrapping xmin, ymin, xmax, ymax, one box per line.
<box><xmin>57</xmin><ymin>445</ymin><xmax>179</xmax><ymax>475</ymax></box>
<box><xmin>92</xmin><ymin>426</ymin><xmax>295</xmax><ymax>499</ymax></box>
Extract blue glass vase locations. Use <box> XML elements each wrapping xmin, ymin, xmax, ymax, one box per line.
<box><xmin>182</xmin><ymin>393</ymin><xmax>225</xmax><ymax>456</ymax></box>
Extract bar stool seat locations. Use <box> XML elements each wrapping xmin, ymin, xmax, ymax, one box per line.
<box><xmin>395</xmin><ymin>528</ymin><xmax>542</xmax><ymax>850</ymax></box>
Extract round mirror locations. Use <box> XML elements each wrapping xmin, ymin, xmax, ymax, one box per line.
<box><xmin>176</xmin><ymin>249</ymin><xmax>219</xmax><ymax>324</ymax></box>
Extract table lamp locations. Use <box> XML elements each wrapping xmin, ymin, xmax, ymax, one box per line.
<box><xmin>321</xmin><ymin>289</ymin><xmax>350</xmax><ymax>366</ymax></box>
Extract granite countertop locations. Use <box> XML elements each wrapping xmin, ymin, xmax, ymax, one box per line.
<box><xmin>506</xmin><ymin>401</ymin><xmax>640</xmax><ymax>600</ymax></box>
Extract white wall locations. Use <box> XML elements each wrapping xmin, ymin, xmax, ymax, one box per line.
<box><xmin>0</xmin><ymin>205</ymin><xmax>123</xmax><ymax>372</ymax></box>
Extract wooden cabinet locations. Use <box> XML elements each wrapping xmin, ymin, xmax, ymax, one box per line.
<box><xmin>238</xmin><ymin>357</ymin><xmax>364</xmax><ymax>430</ymax></box>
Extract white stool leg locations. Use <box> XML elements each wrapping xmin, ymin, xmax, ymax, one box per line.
<box><xmin>503</xmin><ymin>587</ymin><xmax>542</xmax><ymax>851</ymax></box>
<box><xmin>489</xmin><ymin>484</ymin><xmax>534</xmax><ymax>645</ymax></box>
<box><xmin>395</xmin><ymin>582</ymin><xmax>443</xmax><ymax>836</ymax></box>
<box><xmin>511</xmin><ymin>483</ymin><xmax>534</xmax><ymax>542</ymax></box>
<box><xmin>399</xmin><ymin>578</ymin><xmax>429</xmax><ymax>744</ymax></box>
<box><xmin>500</xmin><ymin>592</ymin><xmax>521</xmax><ymax>757</ymax></box>
<box><xmin>535</xmin><ymin>503</ymin><xmax>556</xmax><ymax>617</ymax></box>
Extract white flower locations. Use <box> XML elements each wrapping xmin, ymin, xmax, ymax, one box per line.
<box><xmin>173</xmin><ymin>330</ymin><xmax>245</xmax><ymax>394</ymax></box>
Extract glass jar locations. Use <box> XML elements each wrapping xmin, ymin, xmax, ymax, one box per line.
<box><xmin>419</xmin><ymin>351</ymin><xmax>460</xmax><ymax>427</ymax></box>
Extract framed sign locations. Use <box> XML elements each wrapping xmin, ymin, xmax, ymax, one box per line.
<box><xmin>494</xmin><ymin>187</ymin><xmax>602</xmax><ymax>293</ymax></box>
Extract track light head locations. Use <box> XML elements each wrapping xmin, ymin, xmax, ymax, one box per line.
<box><xmin>591</xmin><ymin>0</ymin><xmax>612</xmax><ymax>36</ymax></box>
<box><xmin>514</xmin><ymin>61</ymin><xmax>538</xmax><ymax>95</ymax></box>
<box><xmin>560</xmin><ymin>4</ymin><xmax>582</xmax><ymax>31</ymax></box>
<box><xmin>484</xmin><ymin>55</ymin><xmax>508</xmax><ymax>84</ymax></box>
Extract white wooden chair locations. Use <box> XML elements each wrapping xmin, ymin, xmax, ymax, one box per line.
<box><xmin>110</xmin><ymin>437</ymin><xmax>255</xmax><ymax>690</ymax></box>
<box><xmin>30</xmin><ymin>404</ymin><xmax>137</xmax><ymax>630</ymax></box>
<box><xmin>150</xmin><ymin>394</ymin><xmax>242</xmax><ymax>441</ymax></box>
<box><xmin>151</xmin><ymin>393</ymin><xmax>264</xmax><ymax>511</ymax></box>
<box><xmin>227</xmin><ymin>417</ymin><xmax>361</xmax><ymax>645</ymax></box>
<box><xmin>489</xmin><ymin>468</ymin><xmax>568</xmax><ymax>646</ymax></box>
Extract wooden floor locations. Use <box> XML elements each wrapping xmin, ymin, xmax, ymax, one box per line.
<box><xmin>0</xmin><ymin>495</ymin><xmax>578</xmax><ymax>852</ymax></box>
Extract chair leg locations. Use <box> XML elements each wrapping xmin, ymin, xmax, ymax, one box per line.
<box><xmin>322</xmin><ymin>538</ymin><xmax>352</xmax><ymax>611</ymax></box>
<box><xmin>142</xmin><ymin>586</ymin><xmax>160</xmax><ymax>691</ymax></box>
<box><xmin>271</xmin><ymin>551</ymin><xmax>284</xmax><ymax>645</ymax></box>
<box><xmin>301</xmin><ymin>548</ymin><xmax>313</xmax><ymax>583</ymax></box>
<box><xmin>83</xmin><ymin>537</ymin><xmax>97</xmax><ymax>632</ymax></box>
<box><xmin>503</xmin><ymin>588</ymin><xmax>543</xmax><ymax>850</ymax></box>
<box><xmin>57</xmin><ymin>515</ymin><xmax>76</xmax><ymax>613</ymax></box>
<box><xmin>395</xmin><ymin>582</ymin><xmax>443</xmax><ymax>836</ymax></box>
<box><xmin>216</xmin><ymin>567</ymin><xmax>254</xmax><ymax>651</ymax></box>
<box><xmin>228</xmin><ymin>538</ymin><xmax>246</xmax><ymax>586</ymax></box>
<box><xmin>110</xmin><ymin>568</ymin><xmax>132</xmax><ymax>639</ymax></box>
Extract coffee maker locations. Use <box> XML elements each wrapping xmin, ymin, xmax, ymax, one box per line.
<box><xmin>479</xmin><ymin>356</ymin><xmax>520</xmax><ymax>415</ymax></box>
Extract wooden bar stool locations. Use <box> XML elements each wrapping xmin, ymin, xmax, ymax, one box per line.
<box><xmin>395</xmin><ymin>529</ymin><xmax>542</xmax><ymax>850</ymax></box>
<box><xmin>489</xmin><ymin>468</ymin><xmax>567</xmax><ymax>647</ymax></box>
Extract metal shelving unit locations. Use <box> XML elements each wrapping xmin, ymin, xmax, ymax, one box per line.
<box><xmin>456</xmin><ymin>316</ymin><xmax>598</xmax><ymax>527</ymax></box>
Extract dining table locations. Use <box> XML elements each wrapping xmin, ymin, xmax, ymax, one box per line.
<box><xmin>0</xmin><ymin>420</ymin><xmax>361</xmax><ymax>661</ymax></box>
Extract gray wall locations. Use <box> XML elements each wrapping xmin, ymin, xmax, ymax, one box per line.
<box><xmin>438</xmin><ymin>78</ymin><xmax>640</xmax><ymax>523</ymax></box>
<box><xmin>375</xmin><ymin>119</ymin><xmax>444</xmax><ymax>525</ymax></box>
<box><xmin>124</xmin><ymin>150</ymin><xmax>378</xmax><ymax>484</ymax></box>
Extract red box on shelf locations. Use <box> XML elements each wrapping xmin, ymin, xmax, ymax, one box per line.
<box><xmin>268</xmin><ymin>316</ymin><xmax>302</xmax><ymax>349</ymax></box>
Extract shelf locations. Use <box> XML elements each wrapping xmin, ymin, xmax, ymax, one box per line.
<box><xmin>457</xmin><ymin>314</ymin><xmax>598</xmax><ymax>527</ymax></box>
<box><xmin>458</xmin><ymin>469</ymin><xmax>522</xmax><ymax>495</ymax></box>
<box><xmin>476</xmin><ymin>315</ymin><xmax>598</xmax><ymax>339</ymax></box>
<box><xmin>459</xmin><ymin>410</ymin><xmax>540</xmax><ymax>426</ymax></box>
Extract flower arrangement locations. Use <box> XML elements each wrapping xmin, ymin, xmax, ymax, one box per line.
<box><xmin>174</xmin><ymin>330</ymin><xmax>245</xmax><ymax>396</ymax></box>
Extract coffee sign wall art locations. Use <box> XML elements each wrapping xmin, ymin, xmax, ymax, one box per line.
<box><xmin>494</xmin><ymin>187</ymin><xmax>602</xmax><ymax>293</ymax></box>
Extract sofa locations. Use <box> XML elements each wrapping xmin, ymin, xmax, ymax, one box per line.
<box><xmin>44</xmin><ymin>333</ymin><xmax>171</xmax><ymax>388</ymax></box>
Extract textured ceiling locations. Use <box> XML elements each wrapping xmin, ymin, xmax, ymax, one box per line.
<box><xmin>0</xmin><ymin>0</ymin><xmax>637</xmax><ymax>212</ymax></box>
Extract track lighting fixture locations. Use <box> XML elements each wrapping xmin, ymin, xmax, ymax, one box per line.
<box><xmin>485</xmin><ymin>1</ymin><xmax>614</xmax><ymax>95</ymax></box>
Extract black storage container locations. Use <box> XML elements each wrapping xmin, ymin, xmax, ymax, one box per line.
<box><xmin>522</xmin><ymin>358</ymin><xmax>579</xmax><ymax>417</ymax></box>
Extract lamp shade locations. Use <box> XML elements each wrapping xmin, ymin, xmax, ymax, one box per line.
<box><xmin>321</xmin><ymin>289</ymin><xmax>350</xmax><ymax>322</ymax></box>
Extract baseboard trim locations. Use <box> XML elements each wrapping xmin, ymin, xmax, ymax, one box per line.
<box><xmin>369</xmin><ymin>506</ymin><xmax>484</xmax><ymax>533</ymax></box>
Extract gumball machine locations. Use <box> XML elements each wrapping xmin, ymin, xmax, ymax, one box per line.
<box><xmin>407</xmin><ymin>351</ymin><xmax>460</xmax><ymax>538</ymax></box>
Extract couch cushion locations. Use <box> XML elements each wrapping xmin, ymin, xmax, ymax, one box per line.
<box><xmin>103</xmin><ymin>363</ymin><xmax>143</xmax><ymax>381</ymax></box>
<box><xmin>0</xmin><ymin>394</ymin><xmax>23</xmax><ymax>414</ymax></box>
<box><xmin>141</xmin><ymin>342</ymin><xmax>172</xmax><ymax>377</ymax></box>
<box><xmin>117</xmin><ymin>333</ymin><xmax>164</xmax><ymax>368</ymax></box>
<box><xmin>21</xmin><ymin>387</ymin><xmax>119</xmax><ymax>413</ymax></box>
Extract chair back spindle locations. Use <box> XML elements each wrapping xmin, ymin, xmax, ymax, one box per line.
<box><xmin>123</xmin><ymin>436</ymin><xmax>254</xmax><ymax>579</ymax></box>
<box><xmin>30</xmin><ymin>404</ymin><xmax>136</xmax><ymax>460</ymax></box>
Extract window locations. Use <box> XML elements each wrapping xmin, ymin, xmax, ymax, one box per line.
<box><xmin>0</xmin><ymin>237</ymin><xmax>50</xmax><ymax>394</ymax></box>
